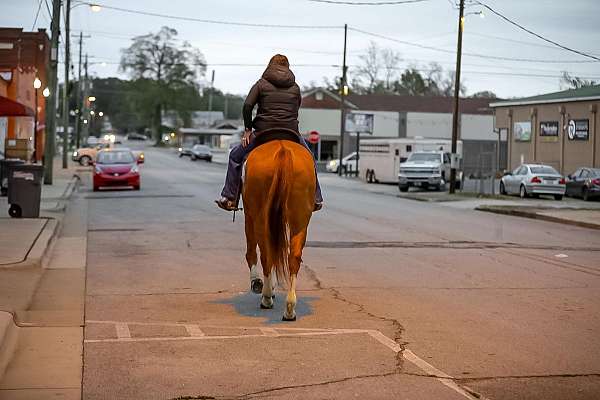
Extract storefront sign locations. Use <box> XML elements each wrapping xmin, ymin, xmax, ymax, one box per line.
<box><xmin>539</xmin><ymin>121</ymin><xmax>558</xmax><ymax>136</ymax></box>
<box><xmin>514</xmin><ymin>121</ymin><xmax>531</xmax><ymax>142</ymax></box>
<box><xmin>345</xmin><ymin>113</ymin><xmax>374</xmax><ymax>134</ymax></box>
<box><xmin>567</xmin><ymin>119</ymin><xmax>589</xmax><ymax>140</ymax></box>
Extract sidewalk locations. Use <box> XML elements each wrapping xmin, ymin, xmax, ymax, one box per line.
<box><xmin>0</xmin><ymin>157</ymin><xmax>81</xmax><ymax>385</ymax></box>
<box><xmin>476</xmin><ymin>205</ymin><xmax>600</xmax><ymax>230</ymax></box>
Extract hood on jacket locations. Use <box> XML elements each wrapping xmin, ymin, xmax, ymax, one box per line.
<box><xmin>262</xmin><ymin>65</ymin><xmax>296</xmax><ymax>88</ymax></box>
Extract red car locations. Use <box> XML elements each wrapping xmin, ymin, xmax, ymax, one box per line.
<box><xmin>93</xmin><ymin>149</ymin><xmax>141</xmax><ymax>191</ymax></box>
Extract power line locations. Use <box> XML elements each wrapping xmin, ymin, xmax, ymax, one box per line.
<box><xmin>79</xmin><ymin>2</ymin><xmax>341</xmax><ymax>29</ymax></box>
<box><xmin>306</xmin><ymin>0</ymin><xmax>428</xmax><ymax>5</ymax></box>
<box><xmin>472</xmin><ymin>0</ymin><xmax>600</xmax><ymax>62</ymax></box>
<box><xmin>349</xmin><ymin>27</ymin><xmax>598</xmax><ymax>63</ymax></box>
<box><xmin>31</xmin><ymin>0</ymin><xmax>44</xmax><ymax>30</ymax></box>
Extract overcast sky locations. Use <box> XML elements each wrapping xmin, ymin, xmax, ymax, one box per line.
<box><xmin>3</xmin><ymin>0</ymin><xmax>600</xmax><ymax>99</ymax></box>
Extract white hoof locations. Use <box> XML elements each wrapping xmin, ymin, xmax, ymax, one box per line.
<box><xmin>260</xmin><ymin>295</ymin><xmax>274</xmax><ymax>309</ymax></box>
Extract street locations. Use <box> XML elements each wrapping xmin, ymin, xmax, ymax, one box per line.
<box><xmin>80</xmin><ymin>144</ymin><xmax>600</xmax><ymax>400</ymax></box>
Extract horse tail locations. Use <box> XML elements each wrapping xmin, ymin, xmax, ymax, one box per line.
<box><xmin>264</xmin><ymin>142</ymin><xmax>293</xmax><ymax>284</ymax></box>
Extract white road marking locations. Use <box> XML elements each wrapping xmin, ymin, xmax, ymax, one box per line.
<box><xmin>260</xmin><ymin>327</ymin><xmax>279</xmax><ymax>336</ymax></box>
<box><xmin>86</xmin><ymin>320</ymin><xmax>481</xmax><ymax>399</ymax></box>
<box><xmin>115</xmin><ymin>323</ymin><xmax>131</xmax><ymax>339</ymax></box>
<box><xmin>555</xmin><ymin>253</ymin><xmax>568</xmax><ymax>258</ymax></box>
<box><xmin>184</xmin><ymin>324</ymin><xmax>205</xmax><ymax>337</ymax></box>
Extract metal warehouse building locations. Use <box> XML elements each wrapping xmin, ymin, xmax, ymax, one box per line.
<box><xmin>490</xmin><ymin>85</ymin><xmax>600</xmax><ymax>175</ymax></box>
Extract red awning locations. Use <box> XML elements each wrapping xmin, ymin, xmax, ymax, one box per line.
<box><xmin>0</xmin><ymin>95</ymin><xmax>34</xmax><ymax>117</ymax></box>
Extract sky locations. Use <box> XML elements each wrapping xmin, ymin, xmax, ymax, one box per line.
<box><xmin>3</xmin><ymin>0</ymin><xmax>600</xmax><ymax>99</ymax></box>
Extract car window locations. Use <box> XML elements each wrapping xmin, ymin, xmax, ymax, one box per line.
<box><xmin>591</xmin><ymin>169</ymin><xmax>600</xmax><ymax>177</ymax></box>
<box><xmin>571</xmin><ymin>168</ymin><xmax>581</xmax><ymax>178</ymax></box>
<box><xmin>443</xmin><ymin>153</ymin><xmax>451</xmax><ymax>164</ymax></box>
<box><xmin>580</xmin><ymin>169</ymin><xmax>589</xmax><ymax>178</ymax></box>
<box><xmin>512</xmin><ymin>166</ymin><xmax>522</xmax><ymax>175</ymax></box>
<box><xmin>97</xmin><ymin>151</ymin><xmax>135</xmax><ymax>164</ymax></box>
<box><xmin>347</xmin><ymin>154</ymin><xmax>357</xmax><ymax>161</ymax></box>
<box><xmin>530</xmin><ymin>166</ymin><xmax>559</xmax><ymax>174</ymax></box>
<box><xmin>408</xmin><ymin>153</ymin><xmax>440</xmax><ymax>162</ymax></box>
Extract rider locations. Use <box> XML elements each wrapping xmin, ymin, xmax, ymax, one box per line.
<box><xmin>216</xmin><ymin>54</ymin><xmax>323</xmax><ymax>212</ymax></box>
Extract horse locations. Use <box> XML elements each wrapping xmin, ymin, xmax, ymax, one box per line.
<box><xmin>242</xmin><ymin>136</ymin><xmax>316</xmax><ymax>321</ymax></box>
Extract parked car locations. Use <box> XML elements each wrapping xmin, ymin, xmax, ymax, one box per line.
<box><xmin>189</xmin><ymin>145</ymin><xmax>213</xmax><ymax>162</ymax></box>
<box><xmin>566</xmin><ymin>167</ymin><xmax>600</xmax><ymax>201</ymax></box>
<box><xmin>178</xmin><ymin>146</ymin><xmax>193</xmax><ymax>158</ymax></box>
<box><xmin>398</xmin><ymin>151</ymin><xmax>462</xmax><ymax>192</ymax></box>
<box><xmin>93</xmin><ymin>149</ymin><xmax>141</xmax><ymax>191</ymax></box>
<box><xmin>125</xmin><ymin>132</ymin><xmax>148</xmax><ymax>141</ymax></box>
<box><xmin>326</xmin><ymin>152</ymin><xmax>357</xmax><ymax>173</ymax></box>
<box><xmin>72</xmin><ymin>143</ymin><xmax>111</xmax><ymax>166</ymax></box>
<box><xmin>500</xmin><ymin>164</ymin><xmax>565</xmax><ymax>200</ymax></box>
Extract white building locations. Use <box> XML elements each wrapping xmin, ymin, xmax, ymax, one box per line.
<box><xmin>299</xmin><ymin>89</ymin><xmax>503</xmax><ymax>173</ymax></box>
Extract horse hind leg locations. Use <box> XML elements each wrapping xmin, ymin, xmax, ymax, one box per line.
<box><xmin>245</xmin><ymin>215</ymin><xmax>262</xmax><ymax>294</ymax></box>
<box><xmin>260</xmin><ymin>251</ymin><xmax>275</xmax><ymax>309</ymax></box>
<box><xmin>283</xmin><ymin>229</ymin><xmax>307</xmax><ymax>321</ymax></box>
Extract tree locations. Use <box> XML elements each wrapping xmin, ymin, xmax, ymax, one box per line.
<box><xmin>470</xmin><ymin>90</ymin><xmax>498</xmax><ymax>99</ymax></box>
<box><xmin>120</xmin><ymin>26</ymin><xmax>206</xmax><ymax>143</ymax></box>
<box><xmin>354</xmin><ymin>42</ymin><xmax>381</xmax><ymax>93</ymax></box>
<box><xmin>560</xmin><ymin>71</ymin><xmax>597</xmax><ymax>90</ymax></box>
<box><xmin>381</xmin><ymin>48</ymin><xmax>402</xmax><ymax>92</ymax></box>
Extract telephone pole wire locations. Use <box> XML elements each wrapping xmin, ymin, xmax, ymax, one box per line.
<box><xmin>337</xmin><ymin>23</ymin><xmax>348</xmax><ymax>176</ymax></box>
<box><xmin>449</xmin><ymin>0</ymin><xmax>464</xmax><ymax>194</ymax></box>
<box><xmin>44</xmin><ymin>0</ymin><xmax>61</xmax><ymax>184</ymax></box>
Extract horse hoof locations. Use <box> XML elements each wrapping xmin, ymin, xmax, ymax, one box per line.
<box><xmin>251</xmin><ymin>279</ymin><xmax>263</xmax><ymax>294</ymax></box>
<box><xmin>260</xmin><ymin>302</ymin><xmax>273</xmax><ymax>309</ymax></box>
<box><xmin>282</xmin><ymin>315</ymin><xmax>296</xmax><ymax>322</ymax></box>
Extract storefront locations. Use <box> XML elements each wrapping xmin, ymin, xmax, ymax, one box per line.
<box><xmin>490</xmin><ymin>85</ymin><xmax>600</xmax><ymax>174</ymax></box>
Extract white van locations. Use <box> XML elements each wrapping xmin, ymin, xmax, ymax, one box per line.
<box><xmin>360</xmin><ymin>138</ymin><xmax>463</xmax><ymax>183</ymax></box>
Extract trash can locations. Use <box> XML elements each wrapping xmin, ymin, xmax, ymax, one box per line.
<box><xmin>0</xmin><ymin>159</ymin><xmax>25</xmax><ymax>196</ymax></box>
<box><xmin>7</xmin><ymin>164</ymin><xmax>44</xmax><ymax>218</ymax></box>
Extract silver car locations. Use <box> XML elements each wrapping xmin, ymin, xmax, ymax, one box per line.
<box><xmin>500</xmin><ymin>164</ymin><xmax>566</xmax><ymax>200</ymax></box>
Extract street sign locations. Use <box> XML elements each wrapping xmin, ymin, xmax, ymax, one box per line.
<box><xmin>345</xmin><ymin>113</ymin><xmax>374</xmax><ymax>134</ymax></box>
<box><xmin>308</xmin><ymin>130</ymin><xmax>319</xmax><ymax>144</ymax></box>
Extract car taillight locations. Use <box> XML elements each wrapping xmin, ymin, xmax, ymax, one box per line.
<box><xmin>592</xmin><ymin>178</ymin><xmax>600</xmax><ymax>186</ymax></box>
<box><xmin>531</xmin><ymin>176</ymin><xmax>542</xmax><ymax>183</ymax></box>
<box><xmin>559</xmin><ymin>177</ymin><xmax>566</xmax><ymax>185</ymax></box>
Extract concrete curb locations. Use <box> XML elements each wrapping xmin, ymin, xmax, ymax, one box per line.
<box><xmin>0</xmin><ymin>311</ymin><xmax>19</xmax><ymax>383</ymax></box>
<box><xmin>0</xmin><ymin>218</ymin><xmax>60</xmax><ymax>270</ymax></box>
<box><xmin>476</xmin><ymin>205</ymin><xmax>600</xmax><ymax>230</ymax></box>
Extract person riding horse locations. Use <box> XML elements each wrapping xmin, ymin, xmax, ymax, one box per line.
<box><xmin>216</xmin><ymin>54</ymin><xmax>323</xmax><ymax>212</ymax></box>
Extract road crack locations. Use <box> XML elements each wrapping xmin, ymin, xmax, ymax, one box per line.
<box><xmin>303</xmin><ymin>264</ymin><xmax>407</xmax><ymax>373</ymax></box>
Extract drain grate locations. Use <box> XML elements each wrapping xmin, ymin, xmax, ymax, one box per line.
<box><xmin>306</xmin><ymin>240</ymin><xmax>600</xmax><ymax>251</ymax></box>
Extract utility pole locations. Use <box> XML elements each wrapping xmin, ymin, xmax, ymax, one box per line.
<box><xmin>43</xmin><ymin>0</ymin><xmax>61</xmax><ymax>184</ymax></box>
<box><xmin>74</xmin><ymin>32</ymin><xmax>82</xmax><ymax>148</ymax></box>
<box><xmin>337</xmin><ymin>23</ymin><xmax>348</xmax><ymax>176</ymax></box>
<box><xmin>208</xmin><ymin>69</ymin><xmax>215</xmax><ymax>124</ymax></box>
<box><xmin>449</xmin><ymin>0</ymin><xmax>464</xmax><ymax>194</ymax></box>
<box><xmin>81</xmin><ymin>54</ymin><xmax>89</xmax><ymax>142</ymax></box>
<box><xmin>61</xmin><ymin>0</ymin><xmax>70</xmax><ymax>169</ymax></box>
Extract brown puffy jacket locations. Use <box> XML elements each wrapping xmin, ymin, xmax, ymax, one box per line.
<box><xmin>243</xmin><ymin>65</ymin><xmax>301</xmax><ymax>134</ymax></box>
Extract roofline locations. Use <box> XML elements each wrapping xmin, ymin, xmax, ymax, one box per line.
<box><xmin>302</xmin><ymin>87</ymin><xmax>358</xmax><ymax>109</ymax></box>
<box><xmin>490</xmin><ymin>95</ymin><xmax>600</xmax><ymax>108</ymax></box>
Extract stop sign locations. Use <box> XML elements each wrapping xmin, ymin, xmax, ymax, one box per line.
<box><xmin>308</xmin><ymin>131</ymin><xmax>320</xmax><ymax>144</ymax></box>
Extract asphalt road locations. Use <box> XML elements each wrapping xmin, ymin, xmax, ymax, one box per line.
<box><xmin>81</xmin><ymin>143</ymin><xmax>600</xmax><ymax>400</ymax></box>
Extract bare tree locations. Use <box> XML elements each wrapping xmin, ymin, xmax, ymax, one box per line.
<box><xmin>560</xmin><ymin>71</ymin><xmax>597</xmax><ymax>90</ymax></box>
<box><xmin>381</xmin><ymin>48</ymin><xmax>402</xmax><ymax>92</ymax></box>
<box><xmin>355</xmin><ymin>42</ymin><xmax>381</xmax><ymax>93</ymax></box>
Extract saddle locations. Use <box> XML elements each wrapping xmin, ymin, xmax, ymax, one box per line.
<box><xmin>252</xmin><ymin>128</ymin><xmax>302</xmax><ymax>148</ymax></box>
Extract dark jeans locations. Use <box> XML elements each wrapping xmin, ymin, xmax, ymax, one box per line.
<box><xmin>221</xmin><ymin>138</ymin><xmax>323</xmax><ymax>204</ymax></box>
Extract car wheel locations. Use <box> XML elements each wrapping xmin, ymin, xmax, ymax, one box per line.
<box><xmin>499</xmin><ymin>181</ymin><xmax>507</xmax><ymax>195</ymax></box>
<box><xmin>93</xmin><ymin>186</ymin><xmax>99</xmax><ymax>192</ymax></box>
<box><xmin>519</xmin><ymin>184</ymin><xmax>528</xmax><ymax>199</ymax></box>
<box><xmin>206</xmin><ymin>157</ymin><xmax>212</xmax><ymax>163</ymax></box>
<box><xmin>133</xmin><ymin>185</ymin><xmax>140</xmax><ymax>191</ymax></box>
<box><xmin>582</xmin><ymin>187</ymin><xmax>590</xmax><ymax>201</ymax></box>
<box><xmin>179</xmin><ymin>153</ymin><xmax>183</xmax><ymax>158</ymax></box>
<box><xmin>399</xmin><ymin>184</ymin><xmax>409</xmax><ymax>193</ymax></box>
<box><xmin>191</xmin><ymin>155</ymin><xmax>197</xmax><ymax>161</ymax></box>
<box><xmin>79</xmin><ymin>156</ymin><xmax>92</xmax><ymax>166</ymax></box>
<box><xmin>554</xmin><ymin>194</ymin><xmax>563</xmax><ymax>201</ymax></box>
<box><xmin>366</xmin><ymin>170</ymin><xmax>373</xmax><ymax>183</ymax></box>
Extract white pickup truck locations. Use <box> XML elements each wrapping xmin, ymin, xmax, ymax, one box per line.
<box><xmin>398</xmin><ymin>151</ymin><xmax>462</xmax><ymax>192</ymax></box>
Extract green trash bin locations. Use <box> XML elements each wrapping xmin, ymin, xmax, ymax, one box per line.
<box><xmin>7</xmin><ymin>164</ymin><xmax>44</xmax><ymax>218</ymax></box>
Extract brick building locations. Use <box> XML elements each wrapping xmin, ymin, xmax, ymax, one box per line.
<box><xmin>0</xmin><ymin>28</ymin><xmax>50</xmax><ymax>161</ymax></box>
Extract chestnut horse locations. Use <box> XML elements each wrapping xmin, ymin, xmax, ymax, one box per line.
<box><xmin>243</xmin><ymin>138</ymin><xmax>315</xmax><ymax>321</ymax></box>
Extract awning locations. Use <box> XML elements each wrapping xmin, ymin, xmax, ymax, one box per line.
<box><xmin>0</xmin><ymin>95</ymin><xmax>34</xmax><ymax>117</ymax></box>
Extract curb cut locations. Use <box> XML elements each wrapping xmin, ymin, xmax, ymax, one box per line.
<box><xmin>476</xmin><ymin>206</ymin><xmax>600</xmax><ymax>230</ymax></box>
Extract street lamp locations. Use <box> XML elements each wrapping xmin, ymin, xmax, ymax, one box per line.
<box><xmin>90</xmin><ymin>110</ymin><xmax>95</xmax><ymax>116</ymax></box>
<box><xmin>32</xmin><ymin>78</ymin><xmax>42</xmax><ymax>162</ymax></box>
<box><xmin>88</xmin><ymin>95</ymin><xmax>96</xmax><ymax>102</ymax></box>
<box><xmin>42</xmin><ymin>87</ymin><xmax>50</xmax><ymax>97</ymax></box>
<box><xmin>98</xmin><ymin>111</ymin><xmax>104</xmax><ymax>117</ymax></box>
